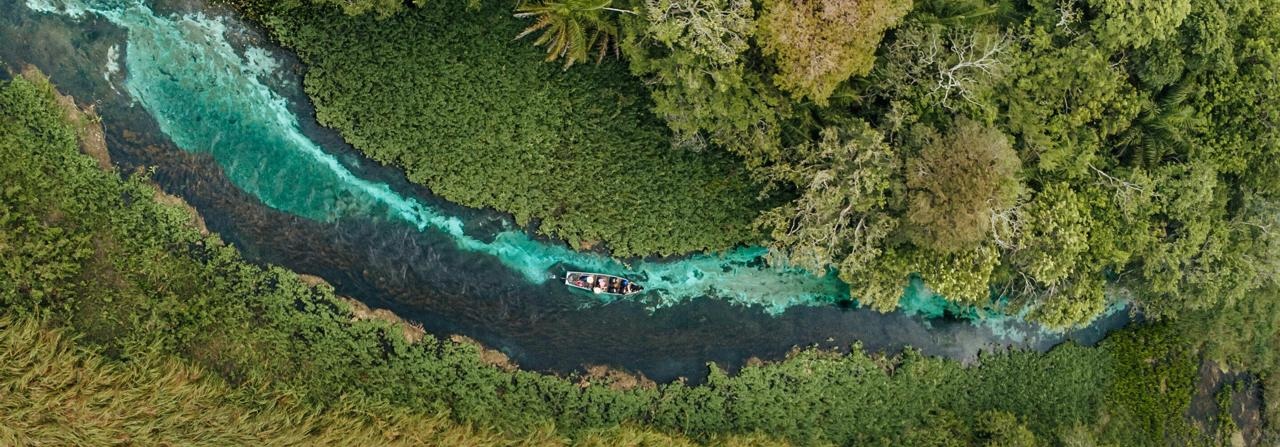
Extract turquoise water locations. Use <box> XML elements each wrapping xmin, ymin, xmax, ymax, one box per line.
<box><xmin>23</xmin><ymin>0</ymin><xmax>900</xmax><ymax>314</ymax></box>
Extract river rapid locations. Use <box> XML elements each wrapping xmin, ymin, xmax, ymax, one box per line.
<box><xmin>1</xmin><ymin>0</ymin><xmax>1130</xmax><ymax>382</ymax></box>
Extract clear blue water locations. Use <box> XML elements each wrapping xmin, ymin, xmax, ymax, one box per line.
<box><xmin>2</xmin><ymin>0</ymin><xmax>1131</xmax><ymax>381</ymax></box>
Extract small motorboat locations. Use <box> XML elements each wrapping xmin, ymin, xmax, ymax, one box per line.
<box><xmin>563</xmin><ymin>271</ymin><xmax>644</xmax><ymax>296</ymax></box>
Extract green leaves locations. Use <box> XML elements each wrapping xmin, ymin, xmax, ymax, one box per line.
<box><xmin>1015</xmin><ymin>182</ymin><xmax>1089</xmax><ymax>287</ymax></box>
<box><xmin>621</xmin><ymin>0</ymin><xmax>790</xmax><ymax>159</ymax></box>
<box><xmin>756</xmin><ymin>122</ymin><xmax>900</xmax><ymax>273</ymax></box>
<box><xmin>1087</xmin><ymin>0</ymin><xmax>1191</xmax><ymax>50</ymax></box>
<box><xmin>905</xmin><ymin>118</ymin><xmax>1021</xmax><ymax>254</ymax></box>
<box><xmin>2</xmin><ymin>44</ymin><xmax>1271</xmax><ymax>445</ymax></box>
<box><xmin>310</xmin><ymin>0</ymin><xmax>416</xmax><ymax>17</ymax></box>
<box><xmin>757</xmin><ymin>0</ymin><xmax>913</xmax><ymax>105</ymax></box>
<box><xmin>268</xmin><ymin>0</ymin><xmax>764</xmax><ymax>257</ymax></box>
<box><xmin>515</xmin><ymin>0</ymin><xmax>629</xmax><ymax>68</ymax></box>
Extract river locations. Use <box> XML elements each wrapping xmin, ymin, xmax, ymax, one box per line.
<box><xmin>0</xmin><ymin>0</ymin><xmax>1131</xmax><ymax>382</ymax></box>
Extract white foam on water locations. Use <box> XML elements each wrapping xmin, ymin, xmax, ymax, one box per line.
<box><xmin>25</xmin><ymin>0</ymin><xmax>88</xmax><ymax>17</ymax></box>
<box><xmin>103</xmin><ymin>44</ymin><xmax>120</xmax><ymax>89</ymax></box>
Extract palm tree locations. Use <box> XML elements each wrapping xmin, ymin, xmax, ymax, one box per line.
<box><xmin>514</xmin><ymin>0</ymin><xmax>633</xmax><ymax>68</ymax></box>
<box><xmin>1116</xmin><ymin>75</ymin><xmax>1201</xmax><ymax>168</ymax></box>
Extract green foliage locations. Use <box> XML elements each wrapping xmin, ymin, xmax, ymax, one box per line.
<box><xmin>11</xmin><ymin>0</ymin><xmax>1280</xmax><ymax>437</ymax></box>
<box><xmin>905</xmin><ymin>119</ymin><xmax>1021</xmax><ymax>253</ymax></box>
<box><xmin>757</xmin><ymin>0</ymin><xmax>912</xmax><ymax>105</ymax></box>
<box><xmin>0</xmin><ymin>317</ymin><xmax>501</xmax><ymax>446</ymax></box>
<box><xmin>515</xmin><ymin>0</ymin><xmax>629</xmax><ymax>68</ymax></box>
<box><xmin>253</xmin><ymin>0</ymin><xmax>1279</xmax><ymax>333</ymax></box>
<box><xmin>874</xmin><ymin>23</ymin><xmax>1010</xmax><ymax>122</ymax></box>
<box><xmin>256</xmin><ymin>0</ymin><xmax>765</xmax><ymax>256</ymax></box>
<box><xmin>1086</xmin><ymin>0</ymin><xmax>1191</xmax><ymax>50</ymax></box>
<box><xmin>911</xmin><ymin>243</ymin><xmax>999</xmax><ymax>304</ymax></box>
<box><xmin>0</xmin><ymin>79</ymin><xmax>94</xmax><ymax>314</ymax></box>
<box><xmin>754</xmin><ymin>122</ymin><xmax>899</xmax><ymax>277</ymax></box>
<box><xmin>1014</xmin><ymin>182</ymin><xmax>1088</xmax><ymax>286</ymax></box>
<box><xmin>0</xmin><ymin>316</ymin><xmax>790</xmax><ymax>446</ymax></box>
<box><xmin>756</xmin><ymin>0</ymin><xmax>1280</xmax><ymax>329</ymax></box>
<box><xmin>1003</xmin><ymin>26</ymin><xmax>1142</xmax><ymax>177</ymax></box>
<box><xmin>620</xmin><ymin>0</ymin><xmax>791</xmax><ymax>161</ymax></box>
<box><xmin>972</xmin><ymin>411</ymin><xmax>1040</xmax><ymax>446</ymax></box>
<box><xmin>1214</xmin><ymin>382</ymin><xmax>1242</xmax><ymax>443</ymax></box>
<box><xmin>311</xmin><ymin>0</ymin><xmax>422</xmax><ymax>17</ymax></box>
<box><xmin>1096</xmin><ymin>324</ymin><xmax>1200</xmax><ymax>445</ymax></box>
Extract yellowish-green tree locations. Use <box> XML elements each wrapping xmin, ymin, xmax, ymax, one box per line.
<box><xmin>905</xmin><ymin>119</ymin><xmax>1021</xmax><ymax>253</ymax></box>
<box><xmin>758</xmin><ymin>0</ymin><xmax>912</xmax><ymax>105</ymax></box>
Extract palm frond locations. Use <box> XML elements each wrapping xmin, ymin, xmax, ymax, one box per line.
<box><xmin>512</xmin><ymin>0</ymin><xmax>624</xmax><ymax>68</ymax></box>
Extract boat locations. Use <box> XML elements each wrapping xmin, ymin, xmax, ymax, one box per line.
<box><xmin>563</xmin><ymin>271</ymin><xmax>644</xmax><ymax>296</ymax></box>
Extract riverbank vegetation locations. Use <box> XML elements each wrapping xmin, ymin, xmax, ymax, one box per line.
<box><xmin>3</xmin><ymin>73</ymin><xmax>1276</xmax><ymax>445</ymax></box>
<box><xmin>235</xmin><ymin>0</ymin><xmax>766</xmax><ymax>257</ymax></box>
<box><xmin>232</xmin><ymin>0</ymin><xmax>1280</xmax><ymax>331</ymax></box>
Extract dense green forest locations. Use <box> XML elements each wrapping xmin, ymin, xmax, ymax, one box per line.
<box><xmin>231</xmin><ymin>0</ymin><xmax>1280</xmax><ymax>331</ymax></box>
<box><xmin>2</xmin><ymin>72</ymin><xmax>1277</xmax><ymax>445</ymax></box>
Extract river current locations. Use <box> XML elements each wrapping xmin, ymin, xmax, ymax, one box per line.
<box><xmin>1</xmin><ymin>0</ymin><xmax>1129</xmax><ymax>381</ymax></box>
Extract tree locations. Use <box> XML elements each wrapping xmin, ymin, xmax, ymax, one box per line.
<box><xmin>621</xmin><ymin>0</ymin><xmax>791</xmax><ymax>161</ymax></box>
<box><xmin>1086</xmin><ymin>0</ymin><xmax>1191</xmax><ymax>50</ymax></box>
<box><xmin>1003</xmin><ymin>25</ymin><xmax>1143</xmax><ymax>176</ymax></box>
<box><xmin>876</xmin><ymin>24</ymin><xmax>1010</xmax><ymax>119</ymax></box>
<box><xmin>1133</xmin><ymin>162</ymin><xmax>1222</xmax><ymax>316</ymax></box>
<box><xmin>515</xmin><ymin>0</ymin><xmax>632</xmax><ymax>68</ymax></box>
<box><xmin>1114</xmin><ymin>77</ymin><xmax>1201</xmax><ymax>169</ymax></box>
<box><xmin>1027</xmin><ymin>274</ymin><xmax>1106</xmax><ymax>330</ymax></box>
<box><xmin>755</xmin><ymin>122</ymin><xmax>901</xmax><ymax>275</ymax></box>
<box><xmin>905</xmin><ymin>119</ymin><xmax>1021</xmax><ymax>253</ymax></box>
<box><xmin>913</xmin><ymin>243</ymin><xmax>999</xmax><ymax>304</ymax></box>
<box><xmin>755</xmin><ymin>123</ymin><xmax>908</xmax><ymax>310</ymax></box>
<box><xmin>757</xmin><ymin>0</ymin><xmax>912</xmax><ymax>105</ymax></box>
<box><xmin>1013</xmin><ymin>182</ymin><xmax>1090</xmax><ymax>287</ymax></box>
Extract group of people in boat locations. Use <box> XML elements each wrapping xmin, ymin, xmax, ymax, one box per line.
<box><xmin>571</xmin><ymin>274</ymin><xmax>641</xmax><ymax>295</ymax></box>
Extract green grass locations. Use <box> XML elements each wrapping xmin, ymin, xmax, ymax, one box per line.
<box><xmin>253</xmin><ymin>0</ymin><xmax>766</xmax><ymax>257</ymax></box>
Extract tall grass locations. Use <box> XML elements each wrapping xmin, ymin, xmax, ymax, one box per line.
<box><xmin>0</xmin><ymin>317</ymin><xmax>786</xmax><ymax>446</ymax></box>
